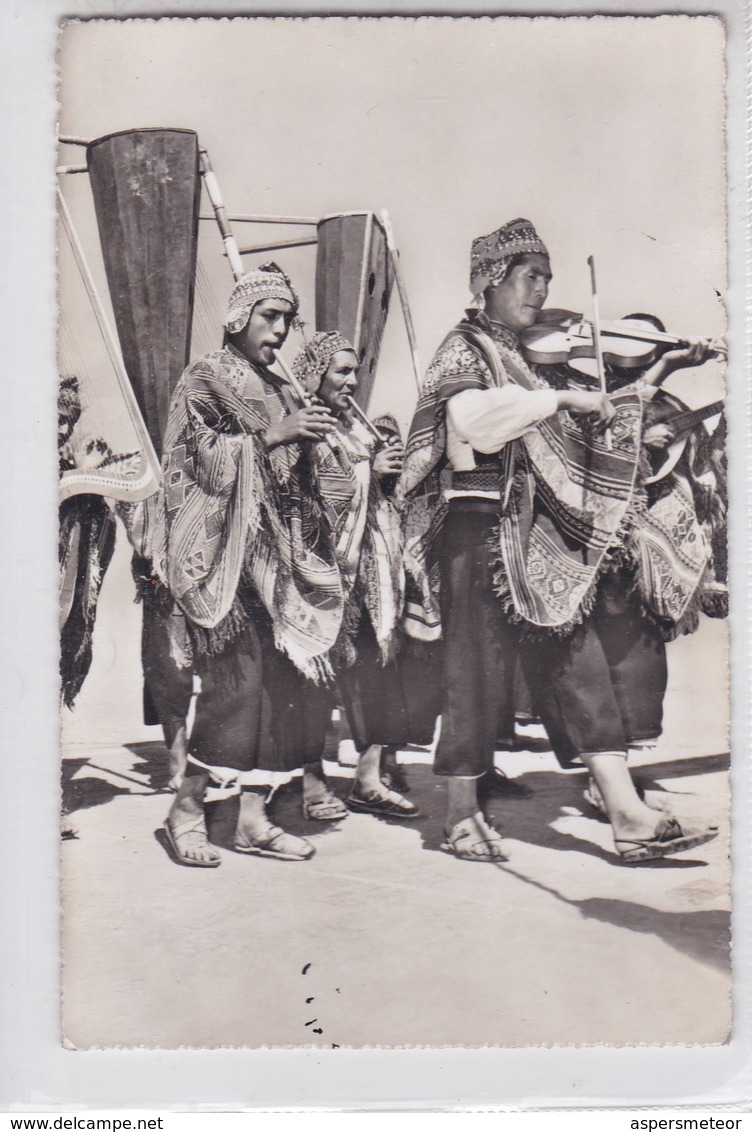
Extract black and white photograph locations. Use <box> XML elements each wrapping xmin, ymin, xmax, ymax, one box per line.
<box><xmin>52</xmin><ymin>12</ymin><xmax>734</xmax><ymax>1059</ymax></box>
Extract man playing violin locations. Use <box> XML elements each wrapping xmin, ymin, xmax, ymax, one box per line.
<box><xmin>546</xmin><ymin>310</ymin><xmax>728</xmax><ymax>817</ymax></box>
<box><xmin>399</xmin><ymin>217</ymin><xmax>720</xmax><ymax>864</ymax></box>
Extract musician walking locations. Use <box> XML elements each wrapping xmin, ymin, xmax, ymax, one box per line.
<box><xmin>151</xmin><ymin>265</ymin><xmax>342</xmax><ymax>866</ymax></box>
<box><xmin>537</xmin><ymin>311</ymin><xmax>728</xmax><ymax>819</ymax></box>
<box><xmin>289</xmin><ymin>331</ymin><xmax>420</xmax><ymax>821</ymax></box>
<box><xmin>398</xmin><ymin>217</ymin><xmax>720</xmax><ymax>863</ymax></box>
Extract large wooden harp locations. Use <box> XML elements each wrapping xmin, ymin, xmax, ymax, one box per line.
<box><xmin>58</xmin><ymin>182</ymin><xmax>162</xmax><ymax>504</ymax></box>
<box><xmin>58</xmin><ymin>128</ymin><xmax>202</xmax><ymax>711</ymax></box>
<box><xmin>314</xmin><ymin>212</ymin><xmax>395</xmax><ymax>410</ymax></box>
<box><xmin>87</xmin><ymin>128</ymin><xmax>202</xmax><ymax>457</ymax></box>
<box><xmin>58</xmin><ymin>131</ymin><xmax>201</xmax><ymax>502</ymax></box>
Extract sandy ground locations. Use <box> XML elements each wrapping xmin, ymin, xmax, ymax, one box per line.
<box><xmin>61</xmin><ymin>531</ymin><xmax>731</xmax><ymax>1050</ymax></box>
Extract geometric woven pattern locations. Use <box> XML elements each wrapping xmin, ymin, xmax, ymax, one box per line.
<box><xmin>138</xmin><ymin>344</ymin><xmax>345</xmax><ymax>679</ymax></box>
<box><xmin>399</xmin><ymin>311</ymin><xmax>710</xmax><ymax>637</ymax></box>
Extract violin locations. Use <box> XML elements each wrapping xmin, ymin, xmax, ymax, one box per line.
<box><xmin>521</xmin><ymin>309</ymin><xmax>727</xmax><ymax>376</ymax></box>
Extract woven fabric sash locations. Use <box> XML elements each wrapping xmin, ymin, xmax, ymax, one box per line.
<box><xmin>450</xmin><ymin>468</ymin><xmax>503</xmax><ymax>493</ymax></box>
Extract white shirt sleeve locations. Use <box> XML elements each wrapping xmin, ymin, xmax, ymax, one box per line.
<box><xmin>446</xmin><ymin>386</ymin><xmax>558</xmax><ymax>455</ymax></box>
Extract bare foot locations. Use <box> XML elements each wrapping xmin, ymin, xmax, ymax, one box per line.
<box><xmin>235</xmin><ymin>823</ymin><xmax>315</xmax><ymax>860</ymax></box>
<box><xmin>235</xmin><ymin>790</ymin><xmax>314</xmax><ymax>857</ymax></box>
<box><xmin>608</xmin><ymin>800</ymin><xmax>684</xmax><ymax>844</ymax></box>
<box><xmin>441</xmin><ymin>812</ymin><xmax>508</xmax><ymax>862</ymax></box>
<box><xmin>303</xmin><ymin>764</ymin><xmax>346</xmax><ymax>814</ymax></box>
<box><xmin>165</xmin><ymin>772</ymin><xmax>219</xmax><ymax>866</ymax></box>
<box><xmin>303</xmin><ymin>769</ymin><xmax>348</xmax><ymax>821</ymax></box>
<box><xmin>235</xmin><ymin>788</ymin><xmax>273</xmax><ymax>844</ymax></box>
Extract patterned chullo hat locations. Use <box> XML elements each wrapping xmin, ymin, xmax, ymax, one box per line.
<box><xmin>292</xmin><ymin>331</ymin><xmax>356</xmax><ymax>394</ymax></box>
<box><xmin>469</xmin><ymin>218</ymin><xmax>549</xmax><ymax>301</ymax></box>
<box><xmin>225</xmin><ymin>262</ymin><xmax>301</xmax><ymax>334</ymax></box>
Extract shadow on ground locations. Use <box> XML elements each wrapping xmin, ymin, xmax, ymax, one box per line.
<box><xmin>62</xmin><ymin>758</ymin><xmax>132</xmax><ymax>812</ymax></box>
<box><xmin>578</xmin><ymin>899</ymin><xmax>728</xmax><ymax>971</ymax></box>
<box><xmin>66</xmin><ymin>741</ymin><xmax>730</xmax><ymax>977</ymax></box>
<box><xmin>632</xmin><ymin>751</ymin><xmax>730</xmax><ymax>781</ymax></box>
<box><xmin>344</xmin><ymin>761</ymin><xmax>730</xmax><ymax>975</ymax></box>
<box><xmin>500</xmin><ymin>865</ymin><xmax>730</xmax><ymax>974</ymax></box>
<box><xmin>123</xmin><ymin>740</ymin><xmax>174</xmax><ymax>792</ymax></box>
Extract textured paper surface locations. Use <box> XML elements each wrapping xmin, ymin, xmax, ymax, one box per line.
<box><xmin>5</xmin><ymin>4</ymin><xmax>747</xmax><ymax>1104</ymax></box>
<box><xmin>57</xmin><ymin>14</ymin><xmax>731</xmax><ymax>1054</ymax></box>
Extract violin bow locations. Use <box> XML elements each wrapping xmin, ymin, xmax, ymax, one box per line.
<box><xmin>380</xmin><ymin>209</ymin><xmax>423</xmax><ymax>393</ymax></box>
<box><xmin>587</xmin><ymin>255</ymin><xmax>612</xmax><ymax>451</ymax></box>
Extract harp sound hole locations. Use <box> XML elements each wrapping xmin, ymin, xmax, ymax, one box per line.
<box><xmin>360</xmin><ymin>348</ymin><xmax>366</xmax><ymax>363</ymax></box>
<box><xmin>381</xmin><ymin>290</ymin><xmax>388</xmax><ymax>312</ymax></box>
<box><xmin>369</xmin><ymin>359</ymin><xmax>375</xmax><ymax>374</ymax></box>
<box><xmin>368</xmin><ymin>272</ymin><xmax>376</xmax><ymax>296</ymax></box>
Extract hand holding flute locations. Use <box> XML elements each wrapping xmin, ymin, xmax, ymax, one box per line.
<box><xmin>342</xmin><ymin>394</ymin><xmax>404</xmax><ymax>475</ymax></box>
<box><xmin>268</xmin><ymin>348</ymin><xmax>339</xmax><ymax>449</ymax></box>
<box><xmin>264</xmin><ymin>404</ymin><xmax>337</xmax><ymax>447</ymax></box>
<box><xmin>372</xmin><ymin>432</ymin><xmax>404</xmax><ymax>476</ymax></box>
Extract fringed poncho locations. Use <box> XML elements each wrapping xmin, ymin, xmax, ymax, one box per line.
<box><xmin>130</xmin><ymin>345</ymin><xmax>345</xmax><ymax>681</ymax></box>
<box><xmin>314</xmin><ymin>414</ymin><xmax>405</xmax><ymax>667</ymax></box>
<box><xmin>397</xmin><ymin>315</ymin><xmax>713</xmax><ymax>639</ymax></box>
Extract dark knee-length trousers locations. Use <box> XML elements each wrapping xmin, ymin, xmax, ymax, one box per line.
<box><xmin>434</xmin><ymin>501</ymin><xmax>667</xmax><ymax>777</ymax></box>
<box><xmin>186</xmin><ymin>606</ymin><xmax>326</xmax><ymax>787</ymax></box>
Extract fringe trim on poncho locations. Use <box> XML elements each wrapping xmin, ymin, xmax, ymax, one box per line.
<box><xmin>138</xmin><ymin>347</ymin><xmax>345</xmax><ymax>682</ymax></box>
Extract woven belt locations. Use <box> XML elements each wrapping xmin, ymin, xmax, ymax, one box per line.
<box><xmin>450</xmin><ymin>468</ymin><xmax>502</xmax><ymax>493</ymax></box>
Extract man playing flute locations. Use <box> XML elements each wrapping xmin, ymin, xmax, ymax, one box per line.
<box><xmin>142</xmin><ymin>265</ymin><xmax>343</xmax><ymax>866</ymax></box>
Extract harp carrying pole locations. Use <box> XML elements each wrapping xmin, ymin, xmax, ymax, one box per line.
<box><xmin>201</xmin><ymin>212</ymin><xmax>318</xmax><ymax>226</ymax></box>
<box><xmin>200</xmin><ymin>156</ymin><xmax>340</xmax><ymax>452</ymax></box>
<box><xmin>380</xmin><ymin>209</ymin><xmax>422</xmax><ymax>392</ymax></box>
<box><xmin>199</xmin><ymin>147</ymin><xmax>245</xmax><ymax>282</ymax></box>
<box><xmin>234</xmin><ymin>236</ymin><xmax>318</xmax><ymax>255</ymax></box>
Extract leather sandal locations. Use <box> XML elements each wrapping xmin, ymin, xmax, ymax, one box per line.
<box><xmin>163</xmin><ymin>817</ymin><xmax>221</xmax><ymax>868</ymax></box>
<box><xmin>234</xmin><ymin>825</ymin><xmax>315</xmax><ymax>861</ymax></box>
<box><xmin>440</xmin><ymin>813</ymin><xmax>508</xmax><ymax>862</ymax></box>
<box><xmin>302</xmin><ymin>794</ymin><xmax>349</xmax><ymax>822</ymax></box>
<box><xmin>346</xmin><ymin>786</ymin><xmax>421</xmax><ymax>819</ymax></box>
<box><xmin>615</xmin><ymin>816</ymin><xmax>719</xmax><ymax>864</ymax></box>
